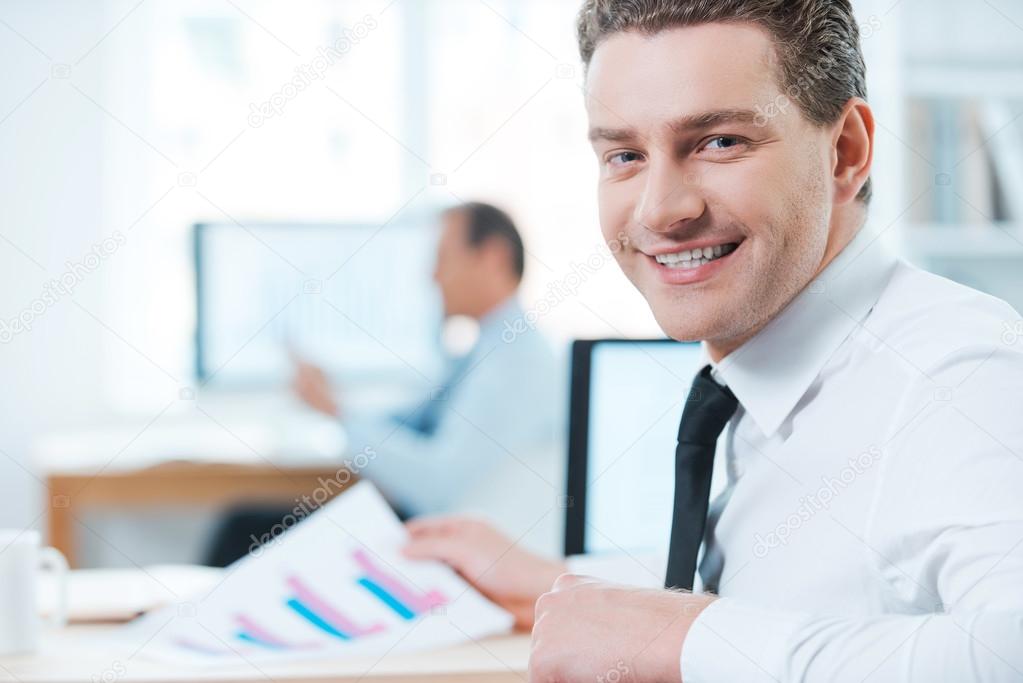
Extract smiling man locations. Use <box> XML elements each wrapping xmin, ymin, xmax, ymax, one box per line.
<box><xmin>404</xmin><ymin>1</ymin><xmax>1023</xmax><ymax>681</ymax></box>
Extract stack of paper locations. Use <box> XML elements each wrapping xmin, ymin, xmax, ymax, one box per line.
<box><xmin>128</xmin><ymin>482</ymin><xmax>513</xmax><ymax>664</ymax></box>
<box><xmin>40</xmin><ymin>565</ymin><xmax>224</xmax><ymax>623</ymax></box>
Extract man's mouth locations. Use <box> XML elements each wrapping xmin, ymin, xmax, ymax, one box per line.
<box><xmin>652</xmin><ymin>242</ymin><xmax>740</xmax><ymax>269</ymax></box>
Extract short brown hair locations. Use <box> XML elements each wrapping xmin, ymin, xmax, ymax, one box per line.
<box><xmin>577</xmin><ymin>0</ymin><xmax>871</xmax><ymax>203</ymax></box>
<box><xmin>446</xmin><ymin>202</ymin><xmax>526</xmax><ymax>281</ymax></box>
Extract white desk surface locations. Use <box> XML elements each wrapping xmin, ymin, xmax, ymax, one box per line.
<box><xmin>8</xmin><ymin>567</ymin><xmax>530</xmax><ymax>683</ymax></box>
<box><xmin>0</xmin><ymin>625</ymin><xmax>531</xmax><ymax>683</ymax></box>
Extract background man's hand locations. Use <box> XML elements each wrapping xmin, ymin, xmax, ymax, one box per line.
<box><xmin>529</xmin><ymin>574</ymin><xmax>716</xmax><ymax>683</ymax></box>
<box><xmin>292</xmin><ymin>360</ymin><xmax>340</xmax><ymax>417</ymax></box>
<box><xmin>403</xmin><ymin>516</ymin><xmax>565</xmax><ymax>630</ymax></box>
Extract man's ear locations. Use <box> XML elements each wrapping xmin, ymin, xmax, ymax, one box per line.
<box><xmin>831</xmin><ymin>97</ymin><xmax>874</xmax><ymax>205</ymax></box>
<box><xmin>479</xmin><ymin>238</ymin><xmax>513</xmax><ymax>276</ymax></box>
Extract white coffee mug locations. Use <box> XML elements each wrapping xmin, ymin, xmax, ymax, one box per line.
<box><xmin>0</xmin><ymin>529</ymin><xmax>68</xmax><ymax>656</ymax></box>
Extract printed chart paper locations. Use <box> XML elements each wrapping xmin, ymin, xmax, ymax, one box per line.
<box><xmin>129</xmin><ymin>482</ymin><xmax>513</xmax><ymax>664</ymax></box>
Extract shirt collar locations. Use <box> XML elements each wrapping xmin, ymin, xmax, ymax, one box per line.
<box><xmin>477</xmin><ymin>295</ymin><xmax>523</xmax><ymax>343</ymax></box>
<box><xmin>708</xmin><ymin>226</ymin><xmax>899</xmax><ymax>438</ymax></box>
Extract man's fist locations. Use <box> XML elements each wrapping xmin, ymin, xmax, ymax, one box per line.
<box><xmin>529</xmin><ymin>574</ymin><xmax>716</xmax><ymax>683</ymax></box>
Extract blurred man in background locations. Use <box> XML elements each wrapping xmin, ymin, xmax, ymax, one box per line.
<box><xmin>207</xmin><ymin>202</ymin><xmax>564</xmax><ymax>565</ymax></box>
<box><xmin>293</xmin><ymin>201</ymin><xmax>563</xmax><ymax>516</ymax></box>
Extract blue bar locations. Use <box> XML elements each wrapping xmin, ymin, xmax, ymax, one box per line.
<box><xmin>357</xmin><ymin>577</ymin><xmax>416</xmax><ymax>620</ymax></box>
<box><xmin>237</xmin><ymin>631</ymin><xmax>283</xmax><ymax>649</ymax></box>
<box><xmin>285</xmin><ymin>598</ymin><xmax>352</xmax><ymax>640</ymax></box>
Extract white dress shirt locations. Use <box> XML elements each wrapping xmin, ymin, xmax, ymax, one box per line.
<box><xmin>575</xmin><ymin>226</ymin><xmax>1023</xmax><ymax>681</ymax></box>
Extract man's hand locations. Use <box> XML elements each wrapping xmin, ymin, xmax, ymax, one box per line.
<box><xmin>403</xmin><ymin>516</ymin><xmax>565</xmax><ymax>630</ymax></box>
<box><xmin>530</xmin><ymin>574</ymin><xmax>716</xmax><ymax>683</ymax></box>
<box><xmin>292</xmin><ymin>360</ymin><xmax>340</xmax><ymax>417</ymax></box>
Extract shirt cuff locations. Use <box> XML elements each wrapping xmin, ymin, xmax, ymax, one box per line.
<box><xmin>681</xmin><ymin>598</ymin><xmax>804</xmax><ymax>682</ymax></box>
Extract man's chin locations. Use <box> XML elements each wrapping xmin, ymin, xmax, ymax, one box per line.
<box><xmin>648</xmin><ymin>304</ymin><xmax>732</xmax><ymax>345</ymax></box>
<box><xmin>650</xmin><ymin>313</ymin><xmax>712</xmax><ymax>343</ymax></box>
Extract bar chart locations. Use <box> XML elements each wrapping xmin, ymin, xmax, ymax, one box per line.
<box><xmin>351</xmin><ymin>548</ymin><xmax>447</xmax><ymax>620</ymax></box>
<box><xmin>135</xmin><ymin>483</ymin><xmax>511</xmax><ymax>664</ymax></box>
<box><xmin>283</xmin><ymin>572</ymin><xmax>387</xmax><ymax>640</ymax></box>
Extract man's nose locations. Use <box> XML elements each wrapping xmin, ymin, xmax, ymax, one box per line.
<box><xmin>633</xmin><ymin>158</ymin><xmax>705</xmax><ymax>234</ymax></box>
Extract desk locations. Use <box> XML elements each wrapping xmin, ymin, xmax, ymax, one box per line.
<box><xmin>34</xmin><ymin>405</ymin><xmax>355</xmax><ymax>567</ymax></box>
<box><xmin>46</xmin><ymin>462</ymin><xmax>353</xmax><ymax>568</ymax></box>
<box><xmin>0</xmin><ymin>625</ymin><xmax>531</xmax><ymax>682</ymax></box>
<box><xmin>6</xmin><ymin>568</ymin><xmax>531</xmax><ymax>683</ymax></box>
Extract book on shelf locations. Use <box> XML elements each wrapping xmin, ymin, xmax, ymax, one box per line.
<box><xmin>905</xmin><ymin>98</ymin><xmax>1022</xmax><ymax>227</ymax></box>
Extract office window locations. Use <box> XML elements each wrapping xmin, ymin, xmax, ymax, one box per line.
<box><xmin>94</xmin><ymin>0</ymin><xmax>663</xmax><ymax>410</ymax></box>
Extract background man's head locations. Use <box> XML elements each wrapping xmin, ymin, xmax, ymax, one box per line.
<box><xmin>578</xmin><ymin>0</ymin><xmax>875</xmax><ymax>359</ymax></box>
<box><xmin>433</xmin><ymin>202</ymin><xmax>525</xmax><ymax>319</ymax></box>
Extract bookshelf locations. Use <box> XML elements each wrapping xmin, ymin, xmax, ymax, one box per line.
<box><xmin>904</xmin><ymin>64</ymin><xmax>1023</xmax><ymax>99</ymax></box>
<box><xmin>872</xmin><ymin>0</ymin><xmax>1023</xmax><ymax>312</ymax></box>
<box><xmin>900</xmin><ymin>225</ymin><xmax>1023</xmax><ymax>258</ymax></box>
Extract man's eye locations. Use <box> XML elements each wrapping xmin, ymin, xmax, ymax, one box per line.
<box><xmin>607</xmin><ymin>151</ymin><xmax>642</xmax><ymax>166</ymax></box>
<box><xmin>702</xmin><ymin>136</ymin><xmax>746</xmax><ymax>151</ymax></box>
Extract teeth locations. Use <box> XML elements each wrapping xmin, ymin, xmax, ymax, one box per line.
<box><xmin>654</xmin><ymin>243</ymin><xmax>737</xmax><ymax>268</ymax></box>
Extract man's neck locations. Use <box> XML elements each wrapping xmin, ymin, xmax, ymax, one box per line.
<box><xmin>461</xmin><ymin>280</ymin><xmax>518</xmax><ymax>321</ymax></box>
<box><xmin>472</xmin><ymin>291</ymin><xmax>517</xmax><ymax>323</ymax></box>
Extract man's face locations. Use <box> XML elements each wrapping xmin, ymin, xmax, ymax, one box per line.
<box><xmin>586</xmin><ymin>24</ymin><xmax>835</xmax><ymax>353</ymax></box>
<box><xmin>432</xmin><ymin>210</ymin><xmax>476</xmax><ymax>317</ymax></box>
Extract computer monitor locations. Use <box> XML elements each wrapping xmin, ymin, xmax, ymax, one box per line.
<box><xmin>194</xmin><ymin>221</ymin><xmax>442</xmax><ymax>386</ymax></box>
<box><xmin>564</xmin><ymin>338</ymin><xmax>705</xmax><ymax>556</ymax></box>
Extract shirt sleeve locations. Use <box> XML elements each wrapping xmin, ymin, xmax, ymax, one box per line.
<box><xmin>342</xmin><ymin>410</ymin><xmax>481</xmax><ymax>515</ymax></box>
<box><xmin>343</xmin><ymin>337</ymin><xmax>562</xmax><ymax>517</ymax></box>
<box><xmin>683</xmin><ymin>346</ymin><xmax>1023</xmax><ymax>681</ymax></box>
<box><xmin>344</xmin><ymin>387</ymin><xmax>527</xmax><ymax>516</ymax></box>
<box><xmin>681</xmin><ymin>600</ymin><xmax>1023</xmax><ymax>682</ymax></box>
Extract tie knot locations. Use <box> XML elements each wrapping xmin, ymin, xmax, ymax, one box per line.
<box><xmin>677</xmin><ymin>365</ymin><xmax>739</xmax><ymax>445</ymax></box>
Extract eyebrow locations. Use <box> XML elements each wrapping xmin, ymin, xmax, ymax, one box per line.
<box><xmin>588</xmin><ymin>108</ymin><xmax>761</xmax><ymax>143</ymax></box>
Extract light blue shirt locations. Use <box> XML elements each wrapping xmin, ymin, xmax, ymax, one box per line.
<box><xmin>342</xmin><ymin>298</ymin><xmax>565</xmax><ymax>521</ymax></box>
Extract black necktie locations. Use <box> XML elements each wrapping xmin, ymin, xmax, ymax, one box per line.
<box><xmin>665</xmin><ymin>365</ymin><xmax>738</xmax><ymax>591</ymax></box>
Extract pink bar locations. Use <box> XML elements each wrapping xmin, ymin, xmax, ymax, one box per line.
<box><xmin>235</xmin><ymin>614</ymin><xmax>290</xmax><ymax>646</ymax></box>
<box><xmin>352</xmin><ymin>549</ymin><xmax>447</xmax><ymax>613</ymax></box>
<box><xmin>286</xmin><ymin>575</ymin><xmax>386</xmax><ymax>636</ymax></box>
<box><xmin>174</xmin><ymin>638</ymin><xmax>227</xmax><ymax>656</ymax></box>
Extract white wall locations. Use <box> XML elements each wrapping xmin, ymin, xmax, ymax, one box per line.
<box><xmin>0</xmin><ymin>1</ymin><xmax>111</xmax><ymax>528</ymax></box>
